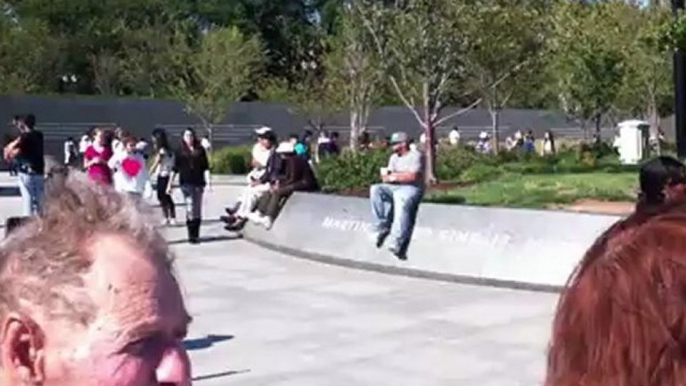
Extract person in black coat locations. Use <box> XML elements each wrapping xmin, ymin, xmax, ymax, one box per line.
<box><xmin>167</xmin><ymin>128</ymin><xmax>209</xmax><ymax>244</ymax></box>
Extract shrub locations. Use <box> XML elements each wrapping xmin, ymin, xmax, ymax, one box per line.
<box><xmin>211</xmin><ymin>145</ymin><xmax>252</xmax><ymax>174</ymax></box>
<box><xmin>316</xmin><ymin>148</ymin><xmax>391</xmax><ymax>192</ymax></box>
<box><xmin>435</xmin><ymin>146</ymin><xmax>482</xmax><ymax>181</ymax></box>
<box><xmin>315</xmin><ymin>140</ymin><xmax>638</xmax><ymax>193</ymax></box>
<box><xmin>460</xmin><ymin>164</ymin><xmax>503</xmax><ymax>184</ymax></box>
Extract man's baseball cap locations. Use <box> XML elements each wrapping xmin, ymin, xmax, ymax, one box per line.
<box><xmin>255</xmin><ymin>126</ymin><xmax>273</xmax><ymax>136</ymax></box>
<box><xmin>389</xmin><ymin>132</ymin><xmax>409</xmax><ymax>144</ymax></box>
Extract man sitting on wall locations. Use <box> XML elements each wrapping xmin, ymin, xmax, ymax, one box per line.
<box><xmin>370</xmin><ymin>132</ymin><xmax>424</xmax><ymax>260</ymax></box>
<box><xmin>225</xmin><ymin>142</ymin><xmax>319</xmax><ymax>231</ymax></box>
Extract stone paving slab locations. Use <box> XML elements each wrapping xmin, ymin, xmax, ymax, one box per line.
<box><xmin>161</xmin><ymin>220</ymin><xmax>558</xmax><ymax>386</ymax></box>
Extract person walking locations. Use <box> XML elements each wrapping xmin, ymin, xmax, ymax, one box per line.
<box><xmin>542</xmin><ymin>131</ymin><xmax>556</xmax><ymax>156</ymax></box>
<box><xmin>63</xmin><ymin>137</ymin><xmax>77</xmax><ymax>167</ymax></box>
<box><xmin>78</xmin><ymin>130</ymin><xmax>93</xmax><ymax>170</ymax></box>
<box><xmin>3</xmin><ymin>114</ymin><xmax>45</xmax><ymax>216</ymax></box>
<box><xmin>108</xmin><ymin>136</ymin><xmax>151</xmax><ymax>200</ymax></box>
<box><xmin>149</xmin><ymin>128</ymin><xmax>177</xmax><ymax>225</ymax></box>
<box><xmin>84</xmin><ymin>127</ymin><xmax>114</xmax><ymax>186</ymax></box>
<box><xmin>168</xmin><ymin>128</ymin><xmax>209</xmax><ymax>244</ymax></box>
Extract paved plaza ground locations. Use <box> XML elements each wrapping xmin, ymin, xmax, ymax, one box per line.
<box><xmin>0</xmin><ymin>174</ymin><xmax>560</xmax><ymax>386</ymax></box>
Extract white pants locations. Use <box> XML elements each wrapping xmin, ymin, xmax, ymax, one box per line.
<box><xmin>236</xmin><ymin>183</ymin><xmax>270</xmax><ymax>218</ymax></box>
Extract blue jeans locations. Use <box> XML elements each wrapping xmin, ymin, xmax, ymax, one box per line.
<box><xmin>18</xmin><ymin>173</ymin><xmax>45</xmax><ymax>216</ymax></box>
<box><xmin>370</xmin><ymin>183</ymin><xmax>423</xmax><ymax>253</ymax></box>
<box><xmin>181</xmin><ymin>185</ymin><xmax>204</xmax><ymax>221</ymax></box>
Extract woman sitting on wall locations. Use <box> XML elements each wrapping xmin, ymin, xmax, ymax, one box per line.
<box><xmin>547</xmin><ymin>201</ymin><xmax>686</xmax><ymax>386</ymax></box>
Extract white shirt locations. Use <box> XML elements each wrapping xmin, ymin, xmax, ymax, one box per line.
<box><xmin>201</xmin><ymin>138</ymin><xmax>211</xmax><ymax>151</ymax></box>
<box><xmin>449</xmin><ymin>130</ymin><xmax>460</xmax><ymax>145</ymax></box>
<box><xmin>112</xmin><ymin>139</ymin><xmax>126</xmax><ymax>156</ymax></box>
<box><xmin>136</xmin><ymin>140</ymin><xmax>149</xmax><ymax>154</ymax></box>
<box><xmin>155</xmin><ymin>148</ymin><xmax>175</xmax><ymax>177</ymax></box>
<box><xmin>108</xmin><ymin>152</ymin><xmax>151</xmax><ymax>194</ymax></box>
<box><xmin>64</xmin><ymin>141</ymin><xmax>75</xmax><ymax>159</ymax></box>
<box><xmin>251</xmin><ymin>143</ymin><xmax>271</xmax><ymax>168</ymax></box>
<box><xmin>79</xmin><ymin>136</ymin><xmax>91</xmax><ymax>154</ymax></box>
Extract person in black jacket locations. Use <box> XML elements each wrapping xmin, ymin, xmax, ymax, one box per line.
<box><xmin>256</xmin><ymin>142</ymin><xmax>319</xmax><ymax>227</ymax></box>
<box><xmin>4</xmin><ymin>114</ymin><xmax>45</xmax><ymax>216</ymax></box>
<box><xmin>167</xmin><ymin>128</ymin><xmax>209</xmax><ymax>244</ymax></box>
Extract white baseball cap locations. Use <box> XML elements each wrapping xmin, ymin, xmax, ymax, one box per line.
<box><xmin>255</xmin><ymin>126</ymin><xmax>273</xmax><ymax>135</ymax></box>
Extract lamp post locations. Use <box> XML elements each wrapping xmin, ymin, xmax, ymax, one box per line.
<box><xmin>674</xmin><ymin>0</ymin><xmax>686</xmax><ymax>157</ymax></box>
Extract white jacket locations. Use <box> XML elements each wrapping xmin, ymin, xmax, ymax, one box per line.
<box><xmin>108</xmin><ymin>152</ymin><xmax>151</xmax><ymax>195</ymax></box>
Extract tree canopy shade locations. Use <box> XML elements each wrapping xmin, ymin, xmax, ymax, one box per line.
<box><xmin>171</xmin><ymin>26</ymin><xmax>264</xmax><ymax>135</ymax></box>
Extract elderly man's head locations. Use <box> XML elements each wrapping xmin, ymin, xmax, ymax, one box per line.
<box><xmin>0</xmin><ymin>173</ymin><xmax>191</xmax><ymax>385</ymax></box>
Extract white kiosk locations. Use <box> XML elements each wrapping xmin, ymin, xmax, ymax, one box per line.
<box><xmin>615</xmin><ymin>120</ymin><xmax>650</xmax><ymax>165</ymax></box>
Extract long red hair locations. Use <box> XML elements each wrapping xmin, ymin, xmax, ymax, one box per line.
<box><xmin>547</xmin><ymin>200</ymin><xmax>686</xmax><ymax>386</ymax></box>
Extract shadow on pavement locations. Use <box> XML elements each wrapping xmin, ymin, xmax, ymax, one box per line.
<box><xmin>167</xmin><ymin>234</ymin><xmax>241</xmax><ymax>246</ymax></box>
<box><xmin>192</xmin><ymin>369</ymin><xmax>250</xmax><ymax>382</ymax></box>
<box><xmin>183</xmin><ymin>334</ymin><xmax>234</xmax><ymax>351</ymax></box>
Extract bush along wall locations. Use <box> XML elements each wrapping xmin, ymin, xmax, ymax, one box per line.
<box><xmin>210</xmin><ymin>145</ymin><xmax>252</xmax><ymax>175</ymax></box>
<box><xmin>315</xmin><ymin>144</ymin><xmax>636</xmax><ymax>193</ymax></box>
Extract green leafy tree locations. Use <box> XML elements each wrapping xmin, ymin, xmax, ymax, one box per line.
<box><xmin>462</xmin><ymin>0</ymin><xmax>550</xmax><ymax>153</ymax></box>
<box><xmin>617</xmin><ymin>5</ymin><xmax>672</xmax><ymax>143</ymax></box>
<box><xmin>171</xmin><ymin>26</ymin><xmax>264</xmax><ymax>142</ymax></box>
<box><xmin>551</xmin><ymin>1</ymin><xmax>628</xmax><ymax>138</ymax></box>
<box><xmin>0</xmin><ymin>16</ymin><xmax>56</xmax><ymax>93</ymax></box>
<box><xmin>355</xmin><ymin>0</ymin><xmax>475</xmax><ymax>184</ymax></box>
<box><xmin>324</xmin><ymin>4</ymin><xmax>383</xmax><ymax>152</ymax></box>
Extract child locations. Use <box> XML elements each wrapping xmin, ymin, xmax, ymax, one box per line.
<box><xmin>108</xmin><ymin>136</ymin><xmax>151</xmax><ymax>199</ymax></box>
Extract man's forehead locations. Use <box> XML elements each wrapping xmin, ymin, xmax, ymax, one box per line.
<box><xmin>84</xmin><ymin>233</ymin><xmax>186</xmax><ymax>324</ymax></box>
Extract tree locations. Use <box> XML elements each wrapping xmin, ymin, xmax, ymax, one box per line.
<box><xmin>616</xmin><ymin>5</ymin><xmax>672</xmax><ymax>141</ymax></box>
<box><xmin>324</xmin><ymin>4</ymin><xmax>383</xmax><ymax>152</ymax></box>
<box><xmin>0</xmin><ymin>12</ymin><xmax>57</xmax><ymax>94</ymax></box>
<box><xmin>462</xmin><ymin>0</ymin><xmax>549</xmax><ymax>153</ymax></box>
<box><xmin>188</xmin><ymin>0</ymin><xmax>322</xmax><ymax>83</ymax></box>
<box><xmin>551</xmin><ymin>1</ymin><xmax>628</xmax><ymax>138</ymax></box>
<box><xmin>171</xmin><ymin>26</ymin><xmax>264</xmax><ymax>142</ymax></box>
<box><xmin>355</xmin><ymin>0</ymin><xmax>476</xmax><ymax>184</ymax></box>
<box><xmin>4</xmin><ymin>0</ymin><xmax>191</xmax><ymax>95</ymax></box>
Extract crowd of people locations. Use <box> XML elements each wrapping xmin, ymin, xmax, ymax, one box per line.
<box><xmin>3</xmin><ymin>115</ymin><xmax>212</xmax><ymax>244</ymax></box>
<box><xmin>8</xmin><ymin>114</ymin><xmax>686</xmax><ymax>385</ymax></box>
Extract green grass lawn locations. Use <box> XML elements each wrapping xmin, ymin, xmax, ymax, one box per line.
<box><xmin>426</xmin><ymin>172</ymin><xmax>637</xmax><ymax>209</ymax></box>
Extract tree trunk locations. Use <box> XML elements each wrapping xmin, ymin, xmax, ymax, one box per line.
<box><xmin>424</xmin><ymin>109</ymin><xmax>437</xmax><ymax>185</ymax></box>
<box><xmin>422</xmin><ymin>81</ymin><xmax>437</xmax><ymax>185</ymax></box>
<box><xmin>594</xmin><ymin>113</ymin><xmax>602</xmax><ymax>139</ymax></box>
<box><xmin>647</xmin><ymin>99</ymin><xmax>661</xmax><ymax>156</ymax></box>
<box><xmin>350</xmin><ymin>110</ymin><xmax>360</xmax><ymax>154</ymax></box>
<box><xmin>490</xmin><ymin>107</ymin><xmax>500</xmax><ymax>155</ymax></box>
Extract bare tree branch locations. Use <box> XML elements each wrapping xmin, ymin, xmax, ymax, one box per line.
<box><xmin>435</xmin><ymin>98</ymin><xmax>482</xmax><ymax>126</ymax></box>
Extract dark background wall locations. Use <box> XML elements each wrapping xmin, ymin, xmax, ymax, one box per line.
<box><xmin>0</xmin><ymin>94</ymin><xmax>632</xmax><ymax>160</ymax></box>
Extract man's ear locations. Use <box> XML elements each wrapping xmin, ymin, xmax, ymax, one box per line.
<box><xmin>1</xmin><ymin>313</ymin><xmax>45</xmax><ymax>384</ymax></box>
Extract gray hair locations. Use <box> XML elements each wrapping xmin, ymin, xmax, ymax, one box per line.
<box><xmin>0</xmin><ymin>172</ymin><xmax>174</xmax><ymax>325</ymax></box>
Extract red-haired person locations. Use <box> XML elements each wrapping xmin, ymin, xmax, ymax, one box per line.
<box><xmin>547</xmin><ymin>201</ymin><xmax>686</xmax><ymax>386</ymax></box>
